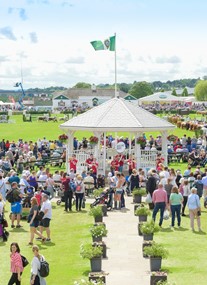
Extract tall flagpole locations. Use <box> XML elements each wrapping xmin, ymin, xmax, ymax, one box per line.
<box><xmin>114</xmin><ymin>32</ymin><xmax>117</xmax><ymax>98</ymax></box>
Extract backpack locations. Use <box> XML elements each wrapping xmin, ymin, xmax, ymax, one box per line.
<box><xmin>70</xmin><ymin>181</ymin><xmax>76</xmax><ymax>192</ymax></box>
<box><xmin>39</xmin><ymin>256</ymin><xmax>49</xmax><ymax>277</ymax></box>
<box><xmin>36</xmin><ymin>211</ymin><xmax>44</xmax><ymax>221</ymax></box>
<box><xmin>6</xmin><ymin>190</ymin><xmax>14</xmax><ymax>203</ymax></box>
<box><xmin>76</xmin><ymin>183</ymin><xmax>82</xmax><ymax>192</ymax></box>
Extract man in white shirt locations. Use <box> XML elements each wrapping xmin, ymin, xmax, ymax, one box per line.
<box><xmin>53</xmin><ymin>170</ymin><xmax>61</xmax><ymax>182</ymax></box>
<box><xmin>39</xmin><ymin>194</ymin><xmax>52</xmax><ymax>242</ymax></box>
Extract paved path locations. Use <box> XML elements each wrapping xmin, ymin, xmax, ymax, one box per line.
<box><xmin>102</xmin><ymin>196</ymin><xmax>150</xmax><ymax>285</ymax></box>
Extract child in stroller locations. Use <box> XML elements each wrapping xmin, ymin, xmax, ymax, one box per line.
<box><xmin>90</xmin><ymin>187</ymin><xmax>112</xmax><ymax>210</ymax></box>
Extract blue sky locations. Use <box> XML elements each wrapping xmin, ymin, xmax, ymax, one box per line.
<box><xmin>0</xmin><ymin>0</ymin><xmax>207</xmax><ymax>89</ymax></box>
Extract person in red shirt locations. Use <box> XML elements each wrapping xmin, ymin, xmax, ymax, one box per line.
<box><xmin>91</xmin><ymin>158</ymin><xmax>98</xmax><ymax>188</ymax></box>
<box><xmin>8</xmin><ymin>242</ymin><xmax>24</xmax><ymax>285</ymax></box>
<box><xmin>69</xmin><ymin>154</ymin><xmax>78</xmax><ymax>173</ymax></box>
<box><xmin>62</xmin><ymin>174</ymin><xmax>73</xmax><ymax>212</ymax></box>
<box><xmin>127</xmin><ymin>155</ymin><xmax>136</xmax><ymax>175</ymax></box>
<box><xmin>117</xmin><ymin>154</ymin><xmax>125</xmax><ymax>172</ymax></box>
<box><xmin>85</xmin><ymin>154</ymin><xmax>94</xmax><ymax>171</ymax></box>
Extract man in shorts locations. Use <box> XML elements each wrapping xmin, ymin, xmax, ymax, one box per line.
<box><xmin>39</xmin><ymin>193</ymin><xmax>52</xmax><ymax>242</ymax></box>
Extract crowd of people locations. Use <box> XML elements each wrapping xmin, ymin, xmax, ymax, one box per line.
<box><xmin>1</xmin><ymin>132</ymin><xmax>207</xmax><ymax>284</ymax></box>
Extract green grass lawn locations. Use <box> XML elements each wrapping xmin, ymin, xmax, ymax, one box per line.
<box><xmin>1</xmin><ymin>203</ymin><xmax>93</xmax><ymax>285</ymax></box>
<box><xmin>0</xmin><ymin>113</ymin><xmax>205</xmax><ymax>284</ymax></box>
<box><xmin>154</xmin><ymin>200</ymin><xmax>207</xmax><ymax>285</ymax></box>
<box><xmin>0</xmin><ymin>114</ymin><xmax>196</xmax><ymax>142</ymax></box>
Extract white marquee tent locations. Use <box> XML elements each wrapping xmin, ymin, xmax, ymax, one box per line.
<box><xmin>138</xmin><ymin>92</ymin><xmax>183</xmax><ymax>105</ymax></box>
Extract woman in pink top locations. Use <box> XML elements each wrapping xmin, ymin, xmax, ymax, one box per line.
<box><xmin>8</xmin><ymin>242</ymin><xmax>23</xmax><ymax>285</ymax></box>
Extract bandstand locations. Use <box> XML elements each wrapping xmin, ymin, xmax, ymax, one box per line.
<box><xmin>60</xmin><ymin>97</ymin><xmax>175</xmax><ymax>174</ymax></box>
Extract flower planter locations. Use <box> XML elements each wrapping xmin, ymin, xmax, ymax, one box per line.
<box><xmin>138</xmin><ymin>215</ymin><xmax>147</xmax><ymax>222</ymax></box>
<box><xmin>94</xmin><ymin>216</ymin><xmax>103</xmax><ymax>223</ymax></box>
<box><xmin>137</xmin><ymin>223</ymin><xmax>143</xmax><ymax>236</ymax></box>
<box><xmin>101</xmin><ymin>205</ymin><xmax>108</xmax><ymax>217</ymax></box>
<box><xmin>134</xmin><ymin>204</ymin><xmax>140</xmax><ymax>214</ymax></box>
<box><xmin>133</xmin><ymin>194</ymin><xmax>142</xmax><ymax>204</ymax></box>
<box><xmin>92</xmin><ymin>236</ymin><xmax>102</xmax><ymax>242</ymax></box>
<box><xmin>150</xmin><ymin>257</ymin><xmax>162</xmax><ymax>271</ymax></box>
<box><xmin>143</xmin><ymin>233</ymin><xmax>154</xmax><ymax>241</ymax></box>
<box><xmin>90</xmin><ymin>257</ymin><xmax>102</xmax><ymax>272</ymax></box>
<box><xmin>89</xmin><ymin>272</ymin><xmax>106</xmax><ymax>284</ymax></box>
<box><xmin>93</xmin><ymin>241</ymin><xmax>107</xmax><ymax>258</ymax></box>
<box><xmin>142</xmin><ymin>241</ymin><xmax>153</xmax><ymax>258</ymax></box>
<box><xmin>150</xmin><ymin>272</ymin><xmax>167</xmax><ymax>285</ymax></box>
<box><xmin>94</xmin><ymin>222</ymin><xmax>106</xmax><ymax>228</ymax></box>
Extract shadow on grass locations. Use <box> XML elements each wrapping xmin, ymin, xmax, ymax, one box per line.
<box><xmin>10</xmin><ymin>228</ymin><xmax>28</xmax><ymax>233</ymax></box>
<box><xmin>193</xmin><ymin>230</ymin><xmax>206</xmax><ymax>235</ymax></box>
<box><xmin>160</xmin><ymin>227</ymin><xmax>173</xmax><ymax>233</ymax></box>
<box><xmin>174</xmin><ymin>226</ymin><xmax>189</xmax><ymax>232</ymax></box>
<box><xmin>37</xmin><ymin>242</ymin><xmax>56</xmax><ymax>250</ymax></box>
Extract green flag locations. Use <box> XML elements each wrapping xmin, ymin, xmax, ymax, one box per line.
<box><xmin>90</xmin><ymin>35</ymin><xmax>116</xmax><ymax>51</ymax></box>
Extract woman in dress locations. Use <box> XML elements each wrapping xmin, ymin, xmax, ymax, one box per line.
<box><xmin>30</xmin><ymin>245</ymin><xmax>46</xmax><ymax>285</ymax></box>
<box><xmin>8</xmin><ymin>242</ymin><xmax>24</xmax><ymax>285</ymax></box>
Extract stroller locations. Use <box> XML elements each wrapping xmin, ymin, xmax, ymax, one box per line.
<box><xmin>56</xmin><ymin>179</ymin><xmax>76</xmax><ymax>206</ymax></box>
<box><xmin>56</xmin><ymin>189</ymin><xmax>65</xmax><ymax>206</ymax></box>
<box><xmin>0</xmin><ymin>211</ymin><xmax>9</xmax><ymax>242</ymax></box>
<box><xmin>90</xmin><ymin>188</ymin><xmax>113</xmax><ymax>210</ymax></box>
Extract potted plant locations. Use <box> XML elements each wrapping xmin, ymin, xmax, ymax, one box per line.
<box><xmin>89</xmin><ymin>205</ymin><xmax>103</xmax><ymax>222</ymax></box>
<box><xmin>80</xmin><ymin>243</ymin><xmax>103</xmax><ymax>272</ymax></box>
<box><xmin>138</xmin><ymin>222</ymin><xmax>143</xmax><ymax>236</ymax></box>
<box><xmin>140</xmin><ymin>220</ymin><xmax>159</xmax><ymax>241</ymax></box>
<box><xmin>143</xmin><ymin>243</ymin><xmax>169</xmax><ymax>271</ymax></box>
<box><xmin>74</xmin><ymin>278</ymin><xmax>105</xmax><ymax>285</ymax></box>
<box><xmin>132</xmin><ymin>188</ymin><xmax>147</xmax><ymax>204</ymax></box>
<box><xmin>89</xmin><ymin>136</ymin><xmax>99</xmax><ymax>145</ymax></box>
<box><xmin>135</xmin><ymin>204</ymin><xmax>151</xmax><ymax>222</ymax></box>
<box><xmin>150</xmin><ymin>271</ymin><xmax>168</xmax><ymax>285</ymax></box>
<box><xmin>58</xmin><ymin>133</ymin><xmax>68</xmax><ymax>143</ymax></box>
<box><xmin>92</xmin><ymin>241</ymin><xmax>107</xmax><ymax>258</ymax></box>
<box><xmin>88</xmin><ymin>273</ymin><xmax>106</xmax><ymax>284</ymax></box>
<box><xmin>90</xmin><ymin>224</ymin><xmax>108</xmax><ymax>242</ymax></box>
<box><xmin>142</xmin><ymin>240</ymin><xmax>153</xmax><ymax>257</ymax></box>
<box><xmin>136</xmin><ymin>136</ymin><xmax>146</xmax><ymax>145</ymax></box>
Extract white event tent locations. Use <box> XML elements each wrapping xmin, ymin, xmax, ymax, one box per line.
<box><xmin>60</xmin><ymin>97</ymin><xmax>175</xmax><ymax>173</ymax></box>
<box><xmin>138</xmin><ymin>92</ymin><xmax>182</xmax><ymax>105</ymax></box>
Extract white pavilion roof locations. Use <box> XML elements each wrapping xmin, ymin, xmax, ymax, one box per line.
<box><xmin>60</xmin><ymin>97</ymin><xmax>175</xmax><ymax>132</ymax></box>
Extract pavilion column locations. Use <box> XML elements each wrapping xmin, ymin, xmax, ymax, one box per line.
<box><xmin>161</xmin><ymin>130</ymin><xmax>168</xmax><ymax>166</ymax></box>
<box><xmin>128</xmin><ymin>133</ymin><xmax>132</xmax><ymax>156</ymax></box>
<box><xmin>135</xmin><ymin>132</ymin><xmax>142</xmax><ymax>170</ymax></box>
<box><xmin>66</xmin><ymin>130</ymin><xmax>74</xmax><ymax>173</ymax></box>
<box><xmin>103</xmin><ymin>132</ymin><xmax>107</xmax><ymax>174</ymax></box>
<box><xmin>93</xmin><ymin>131</ymin><xmax>103</xmax><ymax>174</ymax></box>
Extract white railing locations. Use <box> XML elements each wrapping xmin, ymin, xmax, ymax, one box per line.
<box><xmin>140</xmin><ymin>150</ymin><xmax>157</xmax><ymax>170</ymax></box>
<box><xmin>69</xmin><ymin>148</ymin><xmax>157</xmax><ymax>175</ymax></box>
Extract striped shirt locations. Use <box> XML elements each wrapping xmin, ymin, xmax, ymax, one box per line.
<box><xmin>10</xmin><ymin>252</ymin><xmax>23</xmax><ymax>273</ymax></box>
